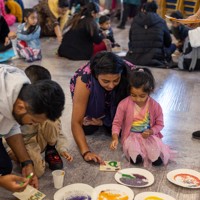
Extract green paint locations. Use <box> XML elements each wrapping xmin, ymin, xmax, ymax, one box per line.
<box><xmin>108</xmin><ymin>161</ymin><xmax>118</xmax><ymax>167</ymax></box>
<box><xmin>121</xmin><ymin>173</ymin><xmax>135</xmax><ymax>179</ymax></box>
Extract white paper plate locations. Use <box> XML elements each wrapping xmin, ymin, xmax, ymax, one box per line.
<box><xmin>115</xmin><ymin>168</ymin><xmax>154</xmax><ymax>188</ymax></box>
<box><xmin>167</xmin><ymin>169</ymin><xmax>200</xmax><ymax>188</ymax></box>
<box><xmin>54</xmin><ymin>183</ymin><xmax>93</xmax><ymax>200</ymax></box>
<box><xmin>134</xmin><ymin>192</ymin><xmax>176</xmax><ymax>200</ymax></box>
<box><xmin>93</xmin><ymin>184</ymin><xmax>134</xmax><ymax>200</ymax></box>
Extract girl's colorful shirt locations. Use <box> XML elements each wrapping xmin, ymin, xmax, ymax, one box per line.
<box><xmin>130</xmin><ymin>99</ymin><xmax>150</xmax><ymax>133</ymax></box>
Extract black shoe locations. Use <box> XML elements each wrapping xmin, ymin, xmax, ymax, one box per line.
<box><xmin>45</xmin><ymin>145</ymin><xmax>63</xmax><ymax>170</ymax></box>
<box><xmin>152</xmin><ymin>157</ymin><xmax>163</xmax><ymax>166</ymax></box>
<box><xmin>130</xmin><ymin>155</ymin><xmax>143</xmax><ymax>165</ymax></box>
<box><xmin>117</xmin><ymin>25</ymin><xmax>125</xmax><ymax>29</ymax></box>
<box><xmin>192</xmin><ymin>131</ymin><xmax>200</xmax><ymax>139</ymax></box>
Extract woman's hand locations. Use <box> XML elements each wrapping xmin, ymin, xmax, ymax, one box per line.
<box><xmin>83</xmin><ymin>151</ymin><xmax>103</xmax><ymax>164</ymax></box>
<box><xmin>0</xmin><ymin>174</ymin><xmax>29</xmax><ymax>192</ymax></box>
<box><xmin>83</xmin><ymin>117</ymin><xmax>103</xmax><ymax>126</ymax></box>
<box><xmin>142</xmin><ymin>129</ymin><xmax>153</xmax><ymax>139</ymax></box>
<box><xmin>4</xmin><ymin>37</ymin><xmax>10</xmax><ymax>46</ymax></box>
<box><xmin>60</xmin><ymin>151</ymin><xmax>73</xmax><ymax>162</ymax></box>
<box><xmin>186</xmin><ymin>14</ymin><xmax>200</xmax><ymax>28</ymax></box>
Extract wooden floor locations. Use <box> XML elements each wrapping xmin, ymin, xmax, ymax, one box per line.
<box><xmin>1</xmin><ymin>22</ymin><xmax>200</xmax><ymax>200</ymax></box>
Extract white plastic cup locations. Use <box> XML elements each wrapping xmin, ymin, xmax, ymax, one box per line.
<box><xmin>52</xmin><ymin>170</ymin><xmax>65</xmax><ymax>189</ymax></box>
<box><xmin>11</xmin><ymin>38</ymin><xmax>18</xmax><ymax>56</ymax></box>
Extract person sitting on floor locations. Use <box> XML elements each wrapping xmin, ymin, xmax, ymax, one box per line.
<box><xmin>6</xmin><ymin>65</ymin><xmax>73</xmax><ymax>177</ymax></box>
<box><xmin>125</xmin><ymin>0</ymin><xmax>176</xmax><ymax>68</ymax></box>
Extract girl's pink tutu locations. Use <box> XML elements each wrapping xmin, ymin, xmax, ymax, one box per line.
<box><xmin>123</xmin><ymin>132</ymin><xmax>174</xmax><ymax>167</ymax></box>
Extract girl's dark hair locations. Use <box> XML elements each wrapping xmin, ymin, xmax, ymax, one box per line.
<box><xmin>90</xmin><ymin>51</ymin><xmax>129</xmax><ymax>105</ymax></box>
<box><xmin>66</xmin><ymin>2</ymin><xmax>99</xmax><ymax>30</ymax></box>
<box><xmin>58</xmin><ymin>0</ymin><xmax>69</xmax><ymax>8</ymax></box>
<box><xmin>24</xmin><ymin>8</ymin><xmax>38</xmax><ymax>34</ymax></box>
<box><xmin>129</xmin><ymin>68</ymin><xmax>155</xmax><ymax>94</ymax></box>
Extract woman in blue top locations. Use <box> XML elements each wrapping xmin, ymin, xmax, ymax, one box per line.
<box><xmin>70</xmin><ymin>51</ymin><xmax>135</xmax><ymax>163</ymax></box>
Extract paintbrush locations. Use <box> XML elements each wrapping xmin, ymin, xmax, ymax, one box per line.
<box><xmin>19</xmin><ymin>172</ymin><xmax>34</xmax><ymax>186</ymax></box>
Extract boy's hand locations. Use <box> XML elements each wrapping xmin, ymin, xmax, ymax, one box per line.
<box><xmin>110</xmin><ymin>137</ymin><xmax>118</xmax><ymax>150</ymax></box>
<box><xmin>83</xmin><ymin>117</ymin><xmax>103</xmax><ymax>126</ymax></box>
<box><xmin>142</xmin><ymin>129</ymin><xmax>153</xmax><ymax>139</ymax></box>
<box><xmin>60</xmin><ymin>151</ymin><xmax>73</xmax><ymax>162</ymax></box>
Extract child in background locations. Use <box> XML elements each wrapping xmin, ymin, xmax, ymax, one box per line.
<box><xmin>170</xmin><ymin>11</ymin><xmax>190</xmax><ymax>52</ymax></box>
<box><xmin>16</xmin><ymin>8</ymin><xmax>42</xmax><ymax>62</ymax></box>
<box><xmin>7</xmin><ymin>65</ymin><xmax>73</xmax><ymax>177</ymax></box>
<box><xmin>99</xmin><ymin>15</ymin><xmax>120</xmax><ymax>48</ymax></box>
<box><xmin>110</xmin><ymin>68</ymin><xmax>173</xmax><ymax>167</ymax></box>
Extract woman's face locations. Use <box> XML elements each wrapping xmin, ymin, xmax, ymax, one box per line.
<box><xmin>58</xmin><ymin>7</ymin><xmax>68</xmax><ymax>16</ymax></box>
<box><xmin>97</xmin><ymin>74</ymin><xmax>121</xmax><ymax>91</ymax></box>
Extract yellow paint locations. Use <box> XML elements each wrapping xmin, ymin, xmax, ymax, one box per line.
<box><xmin>144</xmin><ymin>196</ymin><xmax>164</xmax><ymax>200</ymax></box>
<box><xmin>98</xmin><ymin>191</ymin><xmax>128</xmax><ymax>200</ymax></box>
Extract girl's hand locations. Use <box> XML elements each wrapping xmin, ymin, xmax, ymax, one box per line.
<box><xmin>60</xmin><ymin>151</ymin><xmax>73</xmax><ymax>162</ymax></box>
<box><xmin>83</xmin><ymin>151</ymin><xmax>103</xmax><ymax>164</ymax></box>
<box><xmin>142</xmin><ymin>129</ymin><xmax>153</xmax><ymax>139</ymax></box>
<box><xmin>83</xmin><ymin>117</ymin><xmax>103</xmax><ymax>126</ymax></box>
<box><xmin>110</xmin><ymin>139</ymin><xmax>118</xmax><ymax>150</ymax></box>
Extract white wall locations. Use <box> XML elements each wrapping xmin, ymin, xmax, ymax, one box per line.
<box><xmin>23</xmin><ymin>0</ymin><xmax>39</xmax><ymax>8</ymax></box>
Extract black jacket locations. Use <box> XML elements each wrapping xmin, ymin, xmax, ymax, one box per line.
<box><xmin>125</xmin><ymin>12</ymin><xmax>172</xmax><ymax>67</ymax></box>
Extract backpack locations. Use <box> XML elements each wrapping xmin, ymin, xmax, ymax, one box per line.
<box><xmin>178</xmin><ymin>37</ymin><xmax>200</xmax><ymax>71</ymax></box>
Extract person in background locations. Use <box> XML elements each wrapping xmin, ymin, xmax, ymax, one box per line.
<box><xmin>5</xmin><ymin>0</ymin><xmax>23</xmax><ymax>22</ymax></box>
<box><xmin>58</xmin><ymin>2</ymin><xmax>111</xmax><ymax>60</ymax></box>
<box><xmin>6</xmin><ymin>65</ymin><xmax>73</xmax><ymax>177</ymax></box>
<box><xmin>125</xmin><ymin>0</ymin><xmax>176</xmax><ymax>68</ymax></box>
<box><xmin>170</xmin><ymin>11</ymin><xmax>190</xmax><ymax>52</ymax></box>
<box><xmin>34</xmin><ymin>0</ymin><xmax>69</xmax><ymax>43</ymax></box>
<box><xmin>0</xmin><ymin>15</ymin><xmax>12</xmax><ymax>52</ymax></box>
<box><xmin>117</xmin><ymin>0</ymin><xmax>141</xmax><ymax>29</ymax></box>
<box><xmin>110</xmin><ymin>68</ymin><xmax>174</xmax><ymax>167</ymax></box>
<box><xmin>99</xmin><ymin>15</ymin><xmax>120</xmax><ymax>48</ymax></box>
<box><xmin>70</xmin><ymin>51</ymin><xmax>135</xmax><ymax>163</ymax></box>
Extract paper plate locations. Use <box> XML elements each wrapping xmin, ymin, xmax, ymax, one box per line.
<box><xmin>93</xmin><ymin>184</ymin><xmax>134</xmax><ymax>200</ymax></box>
<box><xmin>167</xmin><ymin>169</ymin><xmax>200</xmax><ymax>188</ymax></box>
<box><xmin>115</xmin><ymin>168</ymin><xmax>154</xmax><ymax>188</ymax></box>
<box><xmin>54</xmin><ymin>183</ymin><xmax>93</xmax><ymax>200</ymax></box>
<box><xmin>165</xmin><ymin>15</ymin><xmax>200</xmax><ymax>24</ymax></box>
<box><xmin>134</xmin><ymin>192</ymin><xmax>176</xmax><ymax>200</ymax></box>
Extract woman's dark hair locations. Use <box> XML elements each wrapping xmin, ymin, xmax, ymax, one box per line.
<box><xmin>129</xmin><ymin>68</ymin><xmax>155</xmax><ymax>94</ymax></box>
<box><xmin>58</xmin><ymin>0</ymin><xmax>69</xmax><ymax>8</ymax></box>
<box><xmin>90</xmin><ymin>51</ymin><xmax>129</xmax><ymax>105</ymax></box>
<box><xmin>18</xmin><ymin>80</ymin><xmax>65</xmax><ymax>121</ymax></box>
<box><xmin>66</xmin><ymin>2</ymin><xmax>99</xmax><ymax>30</ymax></box>
<box><xmin>24</xmin><ymin>8</ymin><xmax>38</xmax><ymax>34</ymax></box>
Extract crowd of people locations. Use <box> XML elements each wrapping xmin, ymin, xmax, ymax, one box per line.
<box><xmin>0</xmin><ymin>0</ymin><xmax>200</xmax><ymax>194</ymax></box>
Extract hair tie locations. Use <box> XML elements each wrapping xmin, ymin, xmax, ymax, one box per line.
<box><xmin>138</xmin><ymin>68</ymin><xmax>144</xmax><ymax>72</ymax></box>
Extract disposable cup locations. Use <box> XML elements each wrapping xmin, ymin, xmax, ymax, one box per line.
<box><xmin>52</xmin><ymin>170</ymin><xmax>65</xmax><ymax>189</ymax></box>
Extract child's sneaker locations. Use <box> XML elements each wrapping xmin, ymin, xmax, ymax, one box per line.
<box><xmin>45</xmin><ymin>145</ymin><xmax>63</xmax><ymax>170</ymax></box>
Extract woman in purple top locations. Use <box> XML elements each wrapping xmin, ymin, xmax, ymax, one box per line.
<box><xmin>70</xmin><ymin>51</ymin><xmax>135</xmax><ymax>163</ymax></box>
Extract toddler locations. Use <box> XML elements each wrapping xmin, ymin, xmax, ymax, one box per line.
<box><xmin>110</xmin><ymin>68</ymin><xmax>173</xmax><ymax>167</ymax></box>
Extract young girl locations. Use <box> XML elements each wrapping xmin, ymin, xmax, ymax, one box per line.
<box><xmin>16</xmin><ymin>8</ymin><xmax>42</xmax><ymax>62</ymax></box>
<box><xmin>110</xmin><ymin>68</ymin><xmax>173</xmax><ymax>167</ymax></box>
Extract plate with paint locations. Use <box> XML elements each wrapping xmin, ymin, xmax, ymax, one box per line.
<box><xmin>167</xmin><ymin>169</ymin><xmax>200</xmax><ymax>188</ymax></box>
<box><xmin>93</xmin><ymin>184</ymin><xmax>134</xmax><ymax>200</ymax></box>
<box><xmin>54</xmin><ymin>183</ymin><xmax>93</xmax><ymax>200</ymax></box>
<box><xmin>115</xmin><ymin>168</ymin><xmax>154</xmax><ymax>188</ymax></box>
<box><xmin>134</xmin><ymin>192</ymin><xmax>176</xmax><ymax>200</ymax></box>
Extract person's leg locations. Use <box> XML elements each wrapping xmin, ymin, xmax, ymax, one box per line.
<box><xmin>117</xmin><ymin>3</ymin><xmax>130</xmax><ymax>29</ymax></box>
<box><xmin>37</xmin><ymin>119</ymin><xmax>63</xmax><ymax>170</ymax></box>
<box><xmin>192</xmin><ymin>130</ymin><xmax>200</xmax><ymax>139</ymax></box>
<box><xmin>0</xmin><ymin>138</ymin><xmax>13</xmax><ymax>175</ymax></box>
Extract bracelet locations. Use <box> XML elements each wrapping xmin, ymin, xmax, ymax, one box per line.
<box><xmin>82</xmin><ymin>151</ymin><xmax>91</xmax><ymax>158</ymax></box>
<box><xmin>21</xmin><ymin>160</ymin><xmax>34</xmax><ymax>168</ymax></box>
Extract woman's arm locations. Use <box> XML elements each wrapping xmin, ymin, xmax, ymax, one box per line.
<box><xmin>54</xmin><ymin>25</ymin><xmax>63</xmax><ymax>43</ymax></box>
<box><xmin>71</xmin><ymin>77</ymin><xmax>103</xmax><ymax>163</ymax></box>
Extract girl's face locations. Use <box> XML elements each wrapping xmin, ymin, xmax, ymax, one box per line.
<box><xmin>97</xmin><ymin>74</ymin><xmax>121</xmax><ymax>91</ymax></box>
<box><xmin>130</xmin><ymin>86</ymin><xmax>149</xmax><ymax>107</ymax></box>
<box><xmin>25</xmin><ymin>12</ymin><xmax>38</xmax><ymax>26</ymax></box>
<box><xmin>91</xmin><ymin>11</ymin><xmax>99</xmax><ymax>19</ymax></box>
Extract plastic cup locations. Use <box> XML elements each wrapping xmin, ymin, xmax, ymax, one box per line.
<box><xmin>52</xmin><ymin>170</ymin><xmax>65</xmax><ymax>189</ymax></box>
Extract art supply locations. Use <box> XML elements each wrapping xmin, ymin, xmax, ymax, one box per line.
<box><xmin>100</xmin><ymin>161</ymin><xmax>121</xmax><ymax>171</ymax></box>
<box><xmin>117</xmin><ymin>172</ymin><xmax>135</xmax><ymax>179</ymax></box>
<box><xmin>19</xmin><ymin>172</ymin><xmax>34</xmax><ymax>186</ymax></box>
<box><xmin>52</xmin><ymin>170</ymin><xmax>65</xmax><ymax>189</ymax></box>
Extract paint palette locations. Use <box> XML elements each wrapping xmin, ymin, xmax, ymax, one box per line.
<box><xmin>54</xmin><ymin>183</ymin><xmax>93</xmax><ymax>200</ymax></box>
<box><xmin>134</xmin><ymin>192</ymin><xmax>176</xmax><ymax>200</ymax></box>
<box><xmin>115</xmin><ymin>168</ymin><xmax>154</xmax><ymax>188</ymax></box>
<box><xmin>167</xmin><ymin>169</ymin><xmax>200</xmax><ymax>188</ymax></box>
<box><xmin>165</xmin><ymin>15</ymin><xmax>200</xmax><ymax>24</ymax></box>
<box><xmin>93</xmin><ymin>184</ymin><xmax>134</xmax><ymax>200</ymax></box>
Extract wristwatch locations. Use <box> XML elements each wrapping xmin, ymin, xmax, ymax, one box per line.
<box><xmin>21</xmin><ymin>160</ymin><xmax>34</xmax><ymax>168</ymax></box>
